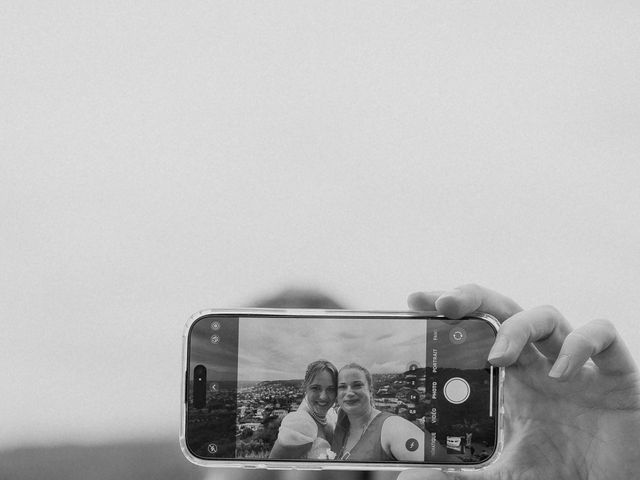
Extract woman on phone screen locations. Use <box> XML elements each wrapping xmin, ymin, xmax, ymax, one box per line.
<box><xmin>269</xmin><ymin>360</ymin><xmax>338</xmax><ymax>460</ymax></box>
<box><xmin>332</xmin><ymin>363</ymin><xmax>436</xmax><ymax>462</ymax></box>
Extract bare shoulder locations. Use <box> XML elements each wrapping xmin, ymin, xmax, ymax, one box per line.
<box><xmin>380</xmin><ymin>415</ymin><xmax>425</xmax><ymax>460</ymax></box>
<box><xmin>381</xmin><ymin>415</ymin><xmax>422</xmax><ymax>440</ymax></box>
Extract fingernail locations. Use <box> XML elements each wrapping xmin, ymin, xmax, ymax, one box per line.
<box><xmin>488</xmin><ymin>336</ymin><xmax>509</xmax><ymax>362</ymax></box>
<box><xmin>549</xmin><ymin>355</ymin><xmax>570</xmax><ymax>379</ymax></box>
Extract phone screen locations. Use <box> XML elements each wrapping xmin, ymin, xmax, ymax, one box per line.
<box><xmin>184</xmin><ymin>312</ymin><xmax>500</xmax><ymax>467</ymax></box>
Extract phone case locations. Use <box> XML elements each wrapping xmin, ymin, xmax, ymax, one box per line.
<box><xmin>180</xmin><ymin>308</ymin><xmax>504</xmax><ymax>472</ymax></box>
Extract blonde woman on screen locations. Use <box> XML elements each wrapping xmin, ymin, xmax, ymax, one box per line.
<box><xmin>269</xmin><ymin>360</ymin><xmax>338</xmax><ymax>460</ymax></box>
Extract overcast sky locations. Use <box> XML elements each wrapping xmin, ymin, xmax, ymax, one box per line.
<box><xmin>237</xmin><ymin>317</ymin><xmax>426</xmax><ymax>381</ymax></box>
<box><xmin>2</xmin><ymin>1</ymin><xmax>640</xmax><ymax>450</ymax></box>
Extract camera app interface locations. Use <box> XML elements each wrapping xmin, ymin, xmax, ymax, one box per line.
<box><xmin>186</xmin><ymin>315</ymin><xmax>498</xmax><ymax>465</ymax></box>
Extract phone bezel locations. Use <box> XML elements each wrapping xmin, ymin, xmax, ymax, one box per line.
<box><xmin>180</xmin><ymin>308</ymin><xmax>504</xmax><ymax>472</ymax></box>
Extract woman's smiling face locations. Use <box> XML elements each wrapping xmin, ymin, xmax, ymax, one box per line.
<box><xmin>337</xmin><ymin>368</ymin><xmax>372</xmax><ymax>416</ymax></box>
<box><xmin>306</xmin><ymin>369</ymin><xmax>337</xmax><ymax>416</ymax></box>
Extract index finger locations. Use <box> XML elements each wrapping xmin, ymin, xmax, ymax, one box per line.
<box><xmin>409</xmin><ymin>284</ymin><xmax>523</xmax><ymax>322</ymax></box>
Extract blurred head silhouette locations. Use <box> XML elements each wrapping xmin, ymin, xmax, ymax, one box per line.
<box><xmin>250</xmin><ymin>287</ymin><xmax>346</xmax><ymax>309</ymax></box>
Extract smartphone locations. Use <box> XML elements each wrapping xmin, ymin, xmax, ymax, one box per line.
<box><xmin>181</xmin><ymin>309</ymin><xmax>503</xmax><ymax>472</ymax></box>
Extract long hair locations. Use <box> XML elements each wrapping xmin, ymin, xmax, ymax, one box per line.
<box><xmin>301</xmin><ymin>359</ymin><xmax>338</xmax><ymax>393</ymax></box>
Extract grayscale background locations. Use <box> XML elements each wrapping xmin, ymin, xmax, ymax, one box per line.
<box><xmin>2</xmin><ymin>1</ymin><xmax>639</xmax><ymax>479</ymax></box>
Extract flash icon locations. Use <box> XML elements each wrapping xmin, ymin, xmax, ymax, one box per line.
<box><xmin>405</xmin><ymin>438</ymin><xmax>419</xmax><ymax>452</ymax></box>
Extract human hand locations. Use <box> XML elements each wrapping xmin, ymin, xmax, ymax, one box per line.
<box><xmin>400</xmin><ymin>284</ymin><xmax>640</xmax><ymax>480</ymax></box>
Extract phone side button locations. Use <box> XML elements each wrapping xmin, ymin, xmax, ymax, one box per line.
<box><xmin>266</xmin><ymin>465</ymin><xmax>291</xmax><ymax>470</ymax></box>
